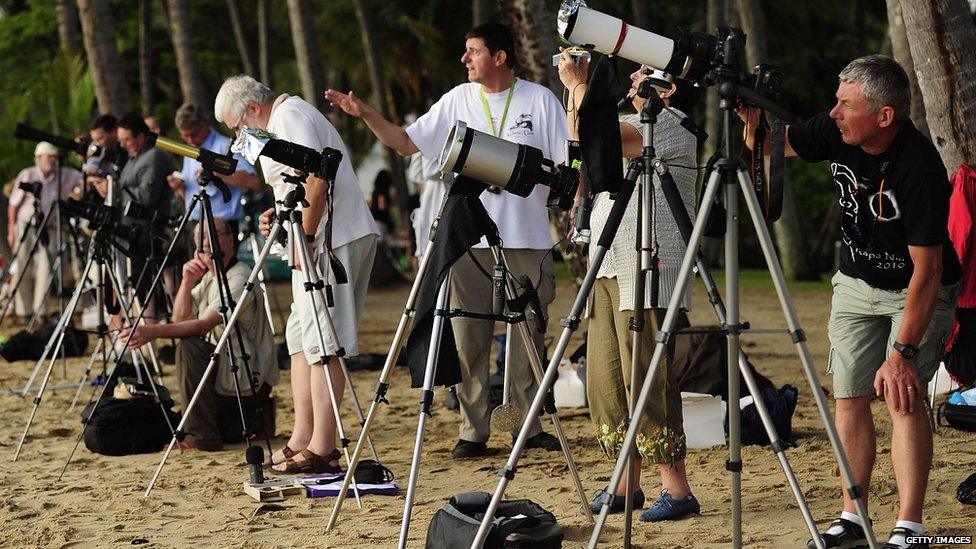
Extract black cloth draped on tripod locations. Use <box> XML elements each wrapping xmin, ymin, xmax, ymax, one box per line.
<box><xmin>404</xmin><ymin>176</ymin><xmax>499</xmax><ymax>388</ymax></box>
<box><xmin>579</xmin><ymin>54</ymin><xmax>622</xmax><ymax>196</ymax></box>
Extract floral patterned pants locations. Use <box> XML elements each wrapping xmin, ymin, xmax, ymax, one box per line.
<box><xmin>585</xmin><ymin>278</ymin><xmax>687</xmax><ymax>465</ymax></box>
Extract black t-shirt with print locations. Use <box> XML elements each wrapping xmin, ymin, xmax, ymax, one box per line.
<box><xmin>788</xmin><ymin>112</ymin><xmax>961</xmax><ymax>291</ymax></box>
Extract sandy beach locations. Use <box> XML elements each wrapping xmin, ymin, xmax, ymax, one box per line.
<box><xmin>1</xmin><ymin>278</ymin><xmax>974</xmax><ymax>548</ymax></box>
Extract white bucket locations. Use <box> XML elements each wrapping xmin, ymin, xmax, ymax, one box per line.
<box><xmin>681</xmin><ymin>392</ymin><xmax>726</xmax><ymax>449</ymax></box>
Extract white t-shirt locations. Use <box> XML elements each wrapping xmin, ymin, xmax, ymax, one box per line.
<box><xmin>406</xmin><ymin>79</ymin><xmax>568</xmax><ymax>249</ymax></box>
<box><xmin>263</xmin><ymin>95</ymin><xmax>378</xmax><ymax>251</ymax></box>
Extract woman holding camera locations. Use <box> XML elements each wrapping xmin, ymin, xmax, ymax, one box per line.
<box><xmin>558</xmin><ymin>52</ymin><xmax>702</xmax><ymax>522</ymax></box>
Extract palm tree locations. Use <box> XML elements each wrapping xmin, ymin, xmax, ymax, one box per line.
<box><xmin>885</xmin><ymin>0</ymin><xmax>929</xmax><ymax>140</ymax></box>
<box><xmin>226</xmin><ymin>0</ymin><xmax>256</xmax><ymax>76</ymax></box>
<box><xmin>55</xmin><ymin>0</ymin><xmax>80</xmax><ymax>55</ymax></box>
<box><xmin>901</xmin><ymin>0</ymin><xmax>976</xmax><ymax>172</ymax></box>
<box><xmin>352</xmin><ymin>0</ymin><xmax>411</xmax><ymax>232</ymax></box>
<box><xmin>166</xmin><ymin>0</ymin><xmax>210</xmax><ymax>114</ymax></box>
<box><xmin>735</xmin><ymin>0</ymin><xmax>812</xmax><ymax>280</ymax></box>
<box><xmin>77</xmin><ymin>0</ymin><xmax>131</xmax><ymax>115</ymax></box>
<box><xmin>287</xmin><ymin>0</ymin><xmax>325</xmax><ymax>110</ymax></box>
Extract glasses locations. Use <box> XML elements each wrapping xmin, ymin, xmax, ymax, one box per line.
<box><xmin>228</xmin><ymin>111</ymin><xmax>247</xmax><ymax>134</ymax></box>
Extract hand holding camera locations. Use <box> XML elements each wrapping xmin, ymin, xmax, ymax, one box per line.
<box><xmin>556</xmin><ymin>48</ymin><xmax>590</xmax><ymax>90</ymax></box>
<box><xmin>259</xmin><ymin>207</ymin><xmax>275</xmax><ymax>237</ymax></box>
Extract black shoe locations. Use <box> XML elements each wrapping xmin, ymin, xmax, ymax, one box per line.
<box><xmin>451</xmin><ymin>440</ymin><xmax>496</xmax><ymax>459</ymax></box>
<box><xmin>521</xmin><ymin>432</ymin><xmax>562</xmax><ymax>452</ymax></box>
<box><xmin>883</xmin><ymin>527</ymin><xmax>927</xmax><ymax>549</ymax></box>
<box><xmin>589</xmin><ymin>487</ymin><xmax>645</xmax><ymax>514</ymax></box>
<box><xmin>806</xmin><ymin>518</ymin><xmax>869</xmax><ymax>549</ymax></box>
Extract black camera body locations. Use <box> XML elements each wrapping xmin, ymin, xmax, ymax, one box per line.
<box><xmin>18</xmin><ymin>181</ymin><xmax>43</xmax><ymax>197</ymax></box>
<box><xmin>740</xmin><ymin>63</ymin><xmax>782</xmax><ymax>108</ymax></box>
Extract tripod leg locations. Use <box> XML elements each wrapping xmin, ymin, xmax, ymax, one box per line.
<box><xmin>144</xmin><ymin>220</ymin><xmax>285</xmax><ymax>496</ymax></box>
<box><xmin>586</xmin><ymin>168</ymin><xmax>724</xmax><ymax>548</ymax></box>
<box><xmin>734</xmin><ymin>168</ymin><xmax>876</xmax><ymax>548</ymax></box>
<box><xmin>397</xmin><ymin>276</ymin><xmax>450</xmax><ymax>549</ymax></box>
<box><xmin>250</xmin><ymin>233</ymin><xmax>278</xmax><ymax>336</ymax></box>
<box><xmin>290</xmin><ymin>221</ymin><xmax>363</xmax><ymax>508</ymax></box>
<box><xmin>325</xmin><ymin>240</ymin><xmax>435</xmax><ymax>531</ymax></box>
<box><xmin>12</xmin><ymin>252</ymin><xmax>96</xmax><ymax>461</ymax></box>
<box><xmin>307</xmin><ymin>258</ymin><xmax>380</xmax><ymax>462</ymax></box>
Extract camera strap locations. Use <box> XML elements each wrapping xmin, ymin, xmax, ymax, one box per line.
<box><xmin>750</xmin><ymin>111</ymin><xmax>785</xmax><ymax>222</ymax></box>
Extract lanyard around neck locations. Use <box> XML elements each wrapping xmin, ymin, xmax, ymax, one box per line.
<box><xmin>480</xmin><ymin>78</ymin><xmax>516</xmax><ymax>137</ymax></box>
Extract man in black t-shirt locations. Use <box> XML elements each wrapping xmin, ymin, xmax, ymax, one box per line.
<box><xmin>742</xmin><ymin>55</ymin><xmax>960</xmax><ymax>549</ymax></box>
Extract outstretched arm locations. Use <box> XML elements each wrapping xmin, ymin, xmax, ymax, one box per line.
<box><xmin>324</xmin><ymin>89</ymin><xmax>419</xmax><ymax>156</ymax></box>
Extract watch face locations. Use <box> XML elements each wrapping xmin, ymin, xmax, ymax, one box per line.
<box><xmin>895</xmin><ymin>342</ymin><xmax>918</xmax><ymax>359</ymax></box>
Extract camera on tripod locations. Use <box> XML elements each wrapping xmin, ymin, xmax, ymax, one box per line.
<box><xmin>438</xmin><ymin>121</ymin><xmax>579</xmax><ymax>211</ymax></box>
<box><xmin>233</xmin><ymin>127</ymin><xmax>342</xmax><ymax>182</ymax></box>
<box><xmin>18</xmin><ymin>181</ymin><xmax>43</xmax><ymax>197</ymax></box>
<box><xmin>737</xmin><ymin>63</ymin><xmax>783</xmax><ymax>108</ymax></box>
<box><xmin>13</xmin><ymin>123</ymin><xmax>90</xmax><ymax>157</ymax></box>
<box><xmin>61</xmin><ymin>199</ymin><xmax>123</xmax><ymax>232</ymax></box>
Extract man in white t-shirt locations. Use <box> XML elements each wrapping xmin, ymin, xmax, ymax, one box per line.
<box><xmin>214</xmin><ymin>75</ymin><xmax>379</xmax><ymax>473</ymax></box>
<box><xmin>326</xmin><ymin>22</ymin><xmax>567</xmax><ymax>458</ymax></box>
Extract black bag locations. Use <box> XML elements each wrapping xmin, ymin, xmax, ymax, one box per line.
<box><xmin>740</xmin><ymin>384</ymin><xmax>799</xmax><ymax>446</ymax></box>
<box><xmin>958</xmin><ymin>472</ymin><xmax>976</xmax><ymax>505</ymax></box>
<box><xmin>81</xmin><ymin>397</ymin><xmax>181</xmax><ymax>456</ymax></box>
<box><xmin>0</xmin><ymin>320</ymin><xmax>88</xmax><ymax>362</ymax></box>
<box><xmin>425</xmin><ymin>492</ymin><xmax>563</xmax><ymax>549</ymax></box>
<box><xmin>938</xmin><ymin>400</ymin><xmax>976</xmax><ymax>432</ymax></box>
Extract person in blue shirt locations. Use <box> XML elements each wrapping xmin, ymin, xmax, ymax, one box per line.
<box><xmin>167</xmin><ymin>103</ymin><xmax>263</xmax><ymax>233</ymax></box>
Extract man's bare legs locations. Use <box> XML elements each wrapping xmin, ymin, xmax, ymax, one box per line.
<box><xmin>272</xmin><ymin>354</ymin><xmax>345</xmax><ymax>469</ymax></box>
<box><xmin>888</xmin><ymin>396</ymin><xmax>931</xmax><ymax>523</ymax></box>
<box><xmin>836</xmin><ymin>395</ymin><xmax>876</xmax><ymax>517</ymax></box>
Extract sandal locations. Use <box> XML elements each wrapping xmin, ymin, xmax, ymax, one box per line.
<box><xmin>275</xmin><ymin>448</ymin><xmax>341</xmax><ymax>475</ymax></box>
<box><xmin>264</xmin><ymin>444</ymin><xmax>299</xmax><ymax>470</ymax></box>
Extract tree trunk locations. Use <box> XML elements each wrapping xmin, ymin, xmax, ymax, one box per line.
<box><xmin>77</xmin><ymin>0</ymin><xmax>131</xmax><ymax>115</ymax></box>
<box><xmin>700</xmin><ymin>0</ymin><xmax>726</xmax><ymax>267</ymax></box>
<box><xmin>55</xmin><ymin>0</ymin><xmax>81</xmax><ymax>55</ymax></box>
<box><xmin>257</xmin><ymin>0</ymin><xmax>271</xmax><ymax>85</ymax></box>
<box><xmin>352</xmin><ymin>0</ymin><xmax>412</xmax><ymax>234</ymax></box>
<box><xmin>472</xmin><ymin>0</ymin><xmax>492</xmax><ymax>25</ymax></box>
<box><xmin>139</xmin><ymin>0</ymin><xmax>154</xmax><ymax>114</ymax></box>
<box><xmin>885</xmin><ymin>0</ymin><xmax>930</xmax><ymax>140</ymax></box>
<box><xmin>166</xmin><ymin>0</ymin><xmax>210</xmax><ymax>113</ymax></box>
<box><xmin>735</xmin><ymin>0</ymin><xmax>811</xmax><ymax>280</ymax></box>
<box><xmin>287</xmin><ymin>0</ymin><xmax>326</xmax><ymax>111</ymax></box>
<box><xmin>499</xmin><ymin>0</ymin><xmax>558</xmax><ymax>93</ymax></box>
<box><xmin>226</xmin><ymin>0</ymin><xmax>256</xmax><ymax>76</ymax></box>
<box><xmin>902</xmin><ymin>0</ymin><xmax>976</xmax><ymax>173</ymax></box>
<box><xmin>631</xmin><ymin>0</ymin><xmax>651</xmax><ymax>32</ymax></box>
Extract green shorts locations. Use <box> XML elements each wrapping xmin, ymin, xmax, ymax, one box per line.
<box><xmin>826</xmin><ymin>272</ymin><xmax>958</xmax><ymax>399</ymax></box>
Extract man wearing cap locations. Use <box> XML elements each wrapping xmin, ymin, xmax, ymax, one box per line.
<box><xmin>6</xmin><ymin>142</ymin><xmax>83</xmax><ymax>317</ymax></box>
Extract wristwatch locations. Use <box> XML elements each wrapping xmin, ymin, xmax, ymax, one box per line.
<box><xmin>893</xmin><ymin>341</ymin><xmax>919</xmax><ymax>360</ymax></box>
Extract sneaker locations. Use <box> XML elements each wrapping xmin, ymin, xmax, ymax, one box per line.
<box><xmin>806</xmin><ymin>518</ymin><xmax>869</xmax><ymax>549</ymax></box>
<box><xmin>638</xmin><ymin>490</ymin><xmax>701</xmax><ymax>522</ymax></box>
<box><xmin>589</xmin><ymin>486</ymin><xmax>645</xmax><ymax>514</ymax></box>
<box><xmin>883</xmin><ymin>527</ymin><xmax>928</xmax><ymax>549</ymax></box>
<box><xmin>521</xmin><ymin>431</ymin><xmax>562</xmax><ymax>452</ymax></box>
<box><xmin>451</xmin><ymin>439</ymin><xmax>496</xmax><ymax>459</ymax></box>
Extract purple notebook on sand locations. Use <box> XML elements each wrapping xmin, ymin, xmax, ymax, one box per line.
<box><xmin>297</xmin><ymin>472</ymin><xmax>399</xmax><ymax>498</ymax></box>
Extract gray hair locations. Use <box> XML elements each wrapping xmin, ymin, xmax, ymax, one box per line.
<box><xmin>838</xmin><ymin>54</ymin><xmax>911</xmax><ymax>124</ymax></box>
<box><xmin>174</xmin><ymin>103</ymin><xmax>208</xmax><ymax>129</ymax></box>
<box><xmin>213</xmin><ymin>75</ymin><xmax>275</xmax><ymax>125</ymax></box>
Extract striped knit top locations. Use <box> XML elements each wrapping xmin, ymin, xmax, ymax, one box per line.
<box><xmin>588</xmin><ymin>109</ymin><xmax>698</xmax><ymax>311</ymax></box>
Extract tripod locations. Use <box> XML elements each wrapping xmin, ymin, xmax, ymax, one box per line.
<box><xmin>12</xmin><ymin>225</ymin><xmax>174</xmax><ymax>461</ymax></box>
<box><xmin>241</xmin><ymin>211</ymin><xmax>284</xmax><ymax>335</ymax></box>
<box><xmin>58</xmin><ymin>174</ymin><xmax>274</xmax><ymax>477</ymax></box>
<box><xmin>144</xmin><ymin>178</ymin><xmax>378</xmax><ymax>500</ymax></box>
<box><xmin>580</xmin><ymin>79</ymin><xmax>876</xmax><ymax>547</ymax></box>
<box><xmin>322</xmin><ymin>184</ymin><xmax>593</xmax><ymax>546</ymax></box>
<box><xmin>0</xmin><ymin>197</ymin><xmax>57</xmax><ymax>328</ymax></box>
